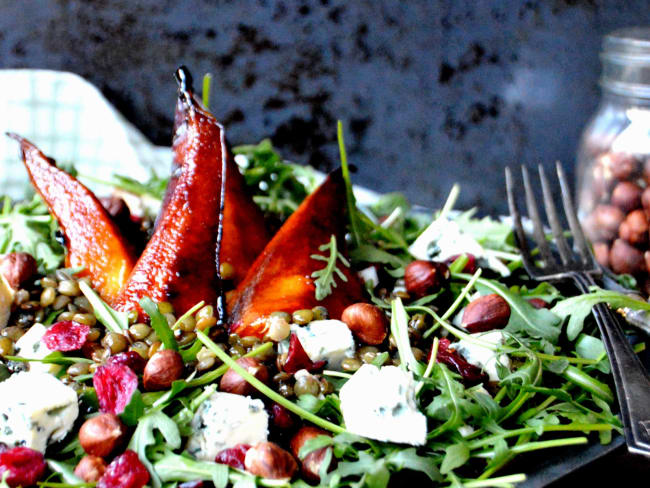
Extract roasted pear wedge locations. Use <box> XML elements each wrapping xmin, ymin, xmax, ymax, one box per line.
<box><xmin>163</xmin><ymin>75</ymin><xmax>270</xmax><ymax>286</ymax></box>
<box><xmin>114</xmin><ymin>68</ymin><xmax>225</xmax><ymax>316</ymax></box>
<box><xmin>8</xmin><ymin>134</ymin><xmax>136</xmax><ymax>304</ymax></box>
<box><xmin>229</xmin><ymin>169</ymin><xmax>364</xmax><ymax>338</ymax></box>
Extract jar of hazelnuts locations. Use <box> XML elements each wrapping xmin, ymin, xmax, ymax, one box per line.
<box><xmin>578</xmin><ymin>28</ymin><xmax>650</xmax><ymax>292</ymax></box>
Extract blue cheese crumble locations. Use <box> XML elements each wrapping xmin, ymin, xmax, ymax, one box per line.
<box><xmin>0</xmin><ymin>372</ymin><xmax>79</xmax><ymax>452</ymax></box>
<box><xmin>339</xmin><ymin>364</ymin><xmax>427</xmax><ymax>446</ymax></box>
<box><xmin>187</xmin><ymin>392</ymin><xmax>269</xmax><ymax>461</ymax></box>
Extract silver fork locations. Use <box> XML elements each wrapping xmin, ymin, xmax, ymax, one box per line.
<box><xmin>505</xmin><ymin>162</ymin><xmax>650</xmax><ymax>457</ymax></box>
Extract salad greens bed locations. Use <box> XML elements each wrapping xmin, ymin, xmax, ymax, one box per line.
<box><xmin>2</xmin><ymin>127</ymin><xmax>650</xmax><ymax>488</ymax></box>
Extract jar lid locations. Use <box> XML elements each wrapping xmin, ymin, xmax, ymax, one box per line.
<box><xmin>602</xmin><ymin>27</ymin><xmax>650</xmax><ymax>98</ymax></box>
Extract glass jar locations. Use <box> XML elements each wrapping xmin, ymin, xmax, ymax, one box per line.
<box><xmin>577</xmin><ymin>27</ymin><xmax>650</xmax><ymax>286</ymax></box>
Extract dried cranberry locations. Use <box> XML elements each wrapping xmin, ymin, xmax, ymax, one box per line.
<box><xmin>271</xmin><ymin>403</ymin><xmax>295</xmax><ymax>429</ymax></box>
<box><xmin>445</xmin><ymin>253</ymin><xmax>478</xmax><ymax>274</ymax></box>
<box><xmin>106</xmin><ymin>351</ymin><xmax>147</xmax><ymax>374</ymax></box>
<box><xmin>97</xmin><ymin>450</ymin><xmax>149</xmax><ymax>488</ymax></box>
<box><xmin>0</xmin><ymin>446</ymin><xmax>46</xmax><ymax>487</ymax></box>
<box><xmin>93</xmin><ymin>363</ymin><xmax>139</xmax><ymax>415</ymax></box>
<box><xmin>215</xmin><ymin>444</ymin><xmax>251</xmax><ymax>469</ymax></box>
<box><xmin>42</xmin><ymin>321</ymin><xmax>91</xmax><ymax>351</ymax></box>
<box><xmin>283</xmin><ymin>334</ymin><xmax>326</xmax><ymax>375</ymax></box>
<box><xmin>431</xmin><ymin>338</ymin><xmax>486</xmax><ymax>384</ymax></box>
<box><xmin>527</xmin><ymin>298</ymin><xmax>549</xmax><ymax>309</ymax></box>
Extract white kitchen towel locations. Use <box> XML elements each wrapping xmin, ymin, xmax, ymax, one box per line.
<box><xmin>0</xmin><ymin>69</ymin><xmax>171</xmax><ymax>199</ymax></box>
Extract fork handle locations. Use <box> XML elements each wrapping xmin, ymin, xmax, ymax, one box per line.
<box><xmin>573</xmin><ymin>272</ymin><xmax>650</xmax><ymax>456</ymax></box>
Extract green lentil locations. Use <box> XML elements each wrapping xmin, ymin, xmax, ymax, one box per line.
<box><xmin>67</xmin><ymin>362</ymin><xmax>90</xmax><ymax>376</ymax></box>
<box><xmin>341</xmin><ymin>357</ymin><xmax>362</xmax><ymax>372</ymax></box>
<box><xmin>129</xmin><ymin>324</ymin><xmax>151</xmax><ymax>341</ymax></box>
<box><xmin>311</xmin><ymin>306</ymin><xmax>329</xmax><ymax>320</ymax></box>
<box><xmin>58</xmin><ymin>280</ymin><xmax>80</xmax><ymax>297</ymax></box>
<box><xmin>294</xmin><ymin>373</ymin><xmax>321</xmax><ymax>396</ymax></box>
<box><xmin>157</xmin><ymin>301</ymin><xmax>174</xmax><ymax>315</ymax></box>
<box><xmin>270</xmin><ymin>311</ymin><xmax>291</xmax><ymax>323</ymax></box>
<box><xmin>40</xmin><ymin>287</ymin><xmax>56</xmax><ymax>307</ymax></box>
<box><xmin>292</xmin><ymin>309</ymin><xmax>314</xmax><ymax>325</ymax></box>
<box><xmin>0</xmin><ymin>337</ymin><xmax>13</xmax><ymax>357</ymax></box>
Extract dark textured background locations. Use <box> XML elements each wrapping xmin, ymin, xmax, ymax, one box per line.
<box><xmin>3</xmin><ymin>0</ymin><xmax>650</xmax><ymax>483</ymax></box>
<box><xmin>2</xmin><ymin>1</ymin><xmax>650</xmax><ymax>212</ymax></box>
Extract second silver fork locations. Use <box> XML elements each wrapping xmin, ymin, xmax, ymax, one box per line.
<box><xmin>506</xmin><ymin>162</ymin><xmax>650</xmax><ymax>457</ymax></box>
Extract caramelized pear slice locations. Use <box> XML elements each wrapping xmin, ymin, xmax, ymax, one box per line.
<box><xmin>229</xmin><ymin>170</ymin><xmax>364</xmax><ymax>338</ymax></box>
<box><xmin>164</xmin><ymin>81</ymin><xmax>269</xmax><ymax>286</ymax></box>
<box><xmin>114</xmin><ymin>69</ymin><xmax>224</xmax><ymax>316</ymax></box>
<box><xmin>8</xmin><ymin>134</ymin><xmax>136</xmax><ymax>304</ymax></box>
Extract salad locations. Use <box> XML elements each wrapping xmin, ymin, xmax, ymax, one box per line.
<box><xmin>0</xmin><ymin>66</ymin><xmax>647</xmax><ymax>488</ymax></box>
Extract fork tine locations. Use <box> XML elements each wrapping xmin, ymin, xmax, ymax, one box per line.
<box><xmin>522</xmin><ymin>166</ymin><xmax>556</xmax><ymax>269</ymax></box>
<box><xmin>538</xmin><ymin>164</ymin><xmax>574</xmax><ymax>266</ymax></box>
<box><xmin>556</xmin><ymin>162</ymin><xmax>596</xmax><ymax>268</ymax></box>
<box><xmin>505</xmin><ymin>167</ymin><xmax>538</xmax><ymax>275</ymax></box>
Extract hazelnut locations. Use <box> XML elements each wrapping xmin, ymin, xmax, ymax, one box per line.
<box><xmin>593</xmin><ymin>204</ymin><xmax>625</xmax><ymax>241</ymax></box>
<box><xmin>0</xmin><ymin>252</ymin><xmax>37</xmax><ymax>289</ymax></box>
<box><xmin>606</xmin><ymin>152</ymin><xmax>641</xmax><ymax>180</ymax></box>
<box><xmin>74</xmin><ymin>455</ymin><xmax>107</xmax><ymax>483</ymax></box>
<box><xmin>404</xmin><ymin>260</ymin><xmax>450</xmax><ymax>298</ymax></box>
<box><xmin>642</xmin><ymin>187</ymin><xmax>650</xmax><ymax>217</ymax></box>
<box><xmin>609</xmin><ymin>239</ymin><xmax>645</xmax><ymax>275</ymax></box>
<box><xmin>143</xmin><ymin>349</ymin><xmax>184</xmax><ymax>391</ymax></box>
<box><xmin>78</xmin><ymin>413</ymin><xmax>126</xmax><ymax>457</ymax></box>
<box><xmin>244</xmin><ymin>442</ymin><xmax>298</xmax><ymax>479</ymax></box>
<box><xmin>611</xmin><ymin>181</ymin><xmax>643</xmax><ymax>213</ymax></box>
<box><xmin>643</xmin><ymin>157</ymin><xmax>650</xmax><ymax>184</ymax></box>
<box><xmin>619</xmin><ymin>209</ymin><xmax>649</xmax><ymax>245</ymax></box>
<box><xmin>220</xmin><ymin>357</ymin><xmax>269</xmax><ymax>395</ymax></box>
<box><xmin>461</xmin><ymin>294</ymin><xmax>511</xmax><ymax>333</ymax></box>
<box><xmin>290</xmin><ymin>426</ymin><xmax>332</xmax><ymax>482</ymax></box>
<box><xmin>593</xmin><ymin>242</ymin><xmax>610</xmax><ymax>268</ymax></box>
<box><xmin>341</xmin><ymin>303</ymin><xmax>388</xmax><ymax>345</ymax></box>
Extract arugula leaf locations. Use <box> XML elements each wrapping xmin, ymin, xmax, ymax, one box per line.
<box><xmin>46</xmin><ymin>460</ymin><xmax>84</xmax><ymax>484</ymax></box>
<box><xmin>440</xmin><ymin>442</ymin><xmax>469</xmax><ymax>474</ymax></box>
<box><xmin>350</xmin><ymin>244</ymin><xmax>408</xmax><ymax>269</ymax></box>
<box><xmin>0</xmin><ymin>195</ymin><xmax>65</xmax><ymax>272</ymax></box>
<box><xmin>79</xmin><ymin>281</ymin><xmax>129</xmax><ymax>334</ymax></box>
<box><xmin>154</xmin><ymin>450</ymin><xmax>228</xmax><ymax>488</ymax></box>
<box><xmin>82</xmin><ymin>170</ymin><xmax>169</xmax><ymax>201</ymax></box>
<box><xmin>390</xmin><ymin>298</ymin><xmax>424</xmax><ymax>375</ymax></box>
<box><xmin>551</xmin><ymin>287</ymin><xmax>650</xmax><ymax>340</ymax></box>
<box><xmin>128</xmin><ymin>411</ymin><xmax>181</xmax><ymax>488</ymax></box>
<box><xmin>311</xmin><ymin>235</ymin><xmax>350</xmax><ymax>301</ymax></box>
<box><xmin>386</xmin><ymin>448</ymin><xmax>442</xmax><ymax>482</ymax></box>
<box><xmin>233</xmin><ymin>139</ymin><xmax>312</xmax><ymax>220</ymax></box>
<box><xmin>140</xmin><ymin>297</ymin><xmax>178</xmax><ymax>351</ymax></box>
<box><xmin>576</xmin><ymin>334</ymin><xmax>610</xmax><ymax>374</ymax></box>
<box><xmin>120</xmin><ymin>389</ymin><xmax>145</xmax><ymax>426</ymax></box>
<box><xmin>337</xmin><ymin>120</ymin><xmax>362</xmax><ymax>247</ymax></box>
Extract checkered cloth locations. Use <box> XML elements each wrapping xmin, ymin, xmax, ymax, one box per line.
<box><xmin>0</xmin><ymin>69</ymin><xmax>171</xmax><ymax>199</ymax></box>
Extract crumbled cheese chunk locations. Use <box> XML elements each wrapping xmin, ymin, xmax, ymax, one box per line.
<box><xmin>357</xmin><ymin>266</ymin><xmax>379</xmax><ymax>289</ymax></box>
<box><xmin>0</xmin><ymin>274</ymin><xmax>13</xmax><ymax>329</ymax></box>
<box><xmin>14</xmin><ymin>323</ymin><xmax>60</xmax><ymax>374</ymax></box>
<box><xmin>0</xmin><ymin>372</ymin><xmax>79</xmax><ymax>452</ymax></box>
<box><xmin>339</xmin><ymin>364</ymin><xmax>427</xmax><ymax>446</ymax></box>
<box><xmin>454</xmin><ymin>331</ymin><xmax>510</xmax><ymax>382</ymax></box>
<box><xmin>187</xmin><ymin>392</ymin><xmax>269</xmax><ymax>461</ymax></box>
<box><xmin>294</xmin><ymin>320</ymin><xmax>355</xmax><ymax>370</ymax></box>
